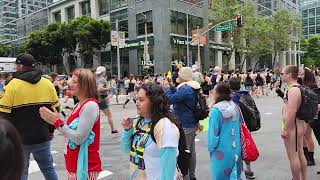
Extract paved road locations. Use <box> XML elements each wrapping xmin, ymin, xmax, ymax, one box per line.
<box><xmin>28</xmin><ymin>93</ymin><xmax>320</xmax><ymax>180</ymax></box>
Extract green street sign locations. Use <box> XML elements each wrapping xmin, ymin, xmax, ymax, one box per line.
<box><xmin>215</xmin><ymin>24</ymin><xmax>232</xmax><ymax>32</ymax></box>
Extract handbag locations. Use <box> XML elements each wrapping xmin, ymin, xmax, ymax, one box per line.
<box><xmin>239</xmin><ymin>107</ymin><xmax>260</xmax><ymax>162</ymax></box>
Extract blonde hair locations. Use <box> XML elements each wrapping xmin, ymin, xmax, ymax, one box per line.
<box><xmin>73</xmin><ymin>69</ymin><xmax>99</xmax><ymax>100</ymax></box>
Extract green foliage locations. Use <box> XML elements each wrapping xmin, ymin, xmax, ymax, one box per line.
<box><xmin>209</xmin><ymin>1</ymin><xmax>302</xmax><ymax>69</ymax></box>
<box><xmin>22</xmin><ymin>16</ymin><xmax>110</xmax><ymax>67</ymax></box>
<box><xmin>301</xmin><ymin>35</ymin><xmax>320</xmax><ymax>67</ymax></box>
<box><xmin>209</xmin><ymin>0</ymin><xmax>273</xmax><ymax>63</ymax></box>
<box><xmin>0</xmin><ymin>44</ymin><xmax>10</xmax><ymax>57</ymax></box>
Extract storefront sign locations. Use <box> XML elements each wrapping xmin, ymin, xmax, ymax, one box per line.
<box><xmin>124</xmin><ymin>37</ymin><xmax>154</xmax><ymax>48</ymax></box>
<box><xmin>171</xmin><ymin>36</ymin><xmax>203</xmax><ymax>46</ymax></box>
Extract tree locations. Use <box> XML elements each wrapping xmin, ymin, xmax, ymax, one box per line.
<box><xmin>209</xmin><ymin>0</ymin><xmax>273</xmax><ymax>71</ymax></box>
<box><xmin>301</xmin><ymin>35</ymin><xmax>320</xmax><ymax>67</ymax></box>
<box><xmin>270</xmin><ymin>9</ymin><xmax>301</xmax><ymax>68</ymax></box>
<box><xmin>0</xmin><ymin>44</ymin><xmax>10</xmax><ymax>57</ymax></box>
<box><xmin>23</xmin><ymin>16</ymin><xmax>110</xmax><ymax>72</ymax></box>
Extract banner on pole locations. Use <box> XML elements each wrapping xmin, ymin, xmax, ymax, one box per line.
<box><xmin>118</xmin><ymin>32</ymin><xmax>126</xmax><ymax>48</ymax></box>
<box><xmin>192</xmin><ymin>28</ymin><xmax>206</xmax><ymax>45</ymax></box>
<box><xmin>111</xmin><ymin>31</ymin><xmax>118</xmax><ymax>46</ymax></box>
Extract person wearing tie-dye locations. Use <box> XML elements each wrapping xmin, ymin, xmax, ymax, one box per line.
<box><xmin>120</xmin><ymin>82</ymin><xmax>180</xmax><ymax>180</ymax></box>
<box><xmin>208</xmin><ymin>82</ymin><xmax>242</xmax><ymax>180</ymax></box>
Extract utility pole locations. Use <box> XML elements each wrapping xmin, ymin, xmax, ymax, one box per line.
<box><xmin>116</xmin><ymin>19</ymin><xmax>121</xmax><ymax>79</ymax></box>
<box><xmin>197</xmin><ymin>26</ymin><xmax>201</xmax><ymax>71</ymax></box>
<box><xmin>186</xmin><ymin>1</ymin><xmax>204</xmax><ymax>67</ymax></box>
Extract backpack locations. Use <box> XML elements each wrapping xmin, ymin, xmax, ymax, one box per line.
<box><xmin>286</xmin><ymin>85</ymin><xmax>318</xmax><ymax>122</ymax></box>
<box><xmin>313</xmin><ymin>88</ymin><xmax>320</xmax><ymax>121</ymax></box>
<box><xmin>184</xmin><ymin>88</ymin><xmax>209</xmax><ymax>121</ymax></box>
<box><xmin>235</xmin><ymin>91</ymin><xmax>261</xmax><ymax>132</ymax></box>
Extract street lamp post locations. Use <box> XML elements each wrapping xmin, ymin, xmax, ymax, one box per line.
<box><xmin>186</xmin><ymin>1</ymin><xmax>204</xmax><ymax>67</ymax></box>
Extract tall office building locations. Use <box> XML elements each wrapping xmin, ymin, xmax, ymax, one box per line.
<box><xmin>300</xmin><ymin>0</ymin><xmax>320</xmax><ymax>37</ymax></box>
<box><xmin>0</xmin><ymin>0</ymin><xmax>53</xmax><ymax>44</ymax></box>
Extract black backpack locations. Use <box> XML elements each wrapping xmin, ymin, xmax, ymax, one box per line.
<box><xmin>184</xmin><ymin>88</ymin><xmax>209</xmax><ymax>121</ymax></box>
<box><xmin>313</xmin><ymin>88</ymin><xmax>320</xmax><ymax>121</ymax></box>
<box><xmin>235</xmin><ymin>91</ymin><xmax>261</xmax><ymax>132</ymax></box>
<box><xmin>287</xmin><ymin>85</ymin><xmax>318</xmax><ymax>122</ymax></box>
<box><xmin>150</xmin><ymin>121</ymin><xmax>191</xmax><ymax>176</ymax></box>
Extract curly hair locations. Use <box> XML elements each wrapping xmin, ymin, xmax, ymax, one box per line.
<box><xmin>141</xmin><ymin>82</ymin><xmax>178</xmax><ymax>126</ymax></box>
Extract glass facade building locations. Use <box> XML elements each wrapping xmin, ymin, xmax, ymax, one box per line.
<box><xmin>0</xmin><ymin>0</ymin><xmax>53</xmax><ymax>44</ymax></box>
<box><xmin>300</xmin><ymin>0</ymin><xmax>320</xmax><ymax>37</ymax></box>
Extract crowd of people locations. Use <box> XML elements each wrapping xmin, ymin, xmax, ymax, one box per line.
<box><xmin>0</xmin><ymin>53</ymin><xmax>320</xmax><ymax>180</ymax></box>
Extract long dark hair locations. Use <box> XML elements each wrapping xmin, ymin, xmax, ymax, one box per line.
<box><xmin>215</xmin><ymin>82</ymin><xmax>232</xmax><ymax>104</ymax></box>
<box><xmin>0</xmin><ymin>118</ymin><xmax>24</xmax><ymax>180</ymax></box>
<box><xmin>141</xmin><ymin>82</ymin><xmax>178</xmax><ymax>126</ymax></box>
<box><xmin>303</xmin><ymin>68</ymin><xmax>317</xmax><ymax>89</ymax></box>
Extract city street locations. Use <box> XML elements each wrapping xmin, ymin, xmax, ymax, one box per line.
<box><xmin>28</xmin><ymin>93</ymin><xmax>320</xmax><ymax>180</ymax></box>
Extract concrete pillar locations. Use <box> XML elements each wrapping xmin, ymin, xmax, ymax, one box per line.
<box><xmin>215</xmin><ymin>51</ymin><xmax>223</xmax><ymax>68</ymax></box>
<box><xmin>90</xmin><ymin>0</ymin><xmax>98</xmax><ymax>18</ymax></box>
<box><xmin>279</xmin><ymin>51</ymin><xmax>286</xmax><ymax>69</ymax></box>
<box><xmin>61</xmin><ymin>8</ymin><xmax>66</xmax><ymax>22</ymax></box>
<box><xmin>74</xmin><ymin>1</ymin><xmax>80</xmax><ymax>18</ymax></box>
<box><xmin>229</xmin><ymin>37</ymin><xmax>236</xmax><ymax>70</ymax></box>
<box><xmin>62</xmin><ymin>52</ymin><xmax>70</xmax><ymax>75</ymax></box>
<box><xmin>293</xmin><ymin>43</ymin><xmax>297</xmax><ymax>66</ymax></box>
<box><xmin>128</xmin><ymin>1</ymin><xmax>138</xmax><ymax>75</ymax></box>
<box><xmin>241</xmin><ymin>54</ymin><xmax>246</xmax><ymax>73</ymax></box>
<box><xmin>152</xmin><ymin>1</ymin><xmax>171</xmax><ymax>74</ymax></box>
<box><xmin>203</xmin><ymin>0</ymin><xmax>209</xmax><ymax>72</ymax></box>
<box><xmin>214</xmin><ymin>31</ymin><xmax>223</xmax><ymax>68</ymax></box>
<box><xmin>92</xmin><ymin>50</ymin><xmax>101</xmax><ymax>68</ymax></box>
<box><xmin>288</xmin><ymin>47</ymin><xmax>292</xmax><ymax>65</ymax></box>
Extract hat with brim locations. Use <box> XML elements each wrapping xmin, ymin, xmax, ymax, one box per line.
<box><xmin>96</xmin><ymin>66</ymin><xmax>106</xmax><ymax>74</ymax></box>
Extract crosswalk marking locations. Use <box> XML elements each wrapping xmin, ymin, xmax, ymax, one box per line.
<box><xmin>98</xmin><ymin>170</ymin><xmax>113</xmax><ymax>179</ymax></box>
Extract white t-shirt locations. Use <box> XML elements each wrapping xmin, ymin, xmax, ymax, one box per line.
<box><xmin>129</xmin><ymin>118</ymin><xmax>179</xmax><ymax>180</ymax></box>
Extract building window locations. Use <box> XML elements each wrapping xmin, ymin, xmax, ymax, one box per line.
<box><xmin>81</xmin><ymin>1</ymin><xmax>91</xmax><ymax>16</ymax></box>
<box><xmin>316</xmin><ymin>7</ymin><xmax>320</xmax><ymax>16</ymax></box>
<box><xmin>66</xmin><ymin>6</ymin><xmax>75</xmax><ymax>20</ymax></box>
<box><xmin>99</xmin><ymin>0</ymin><xmax>109</xmax><ymax>16</ymax></box>
<box><xmin>111</xmin><ymin>20</ymin><xmax>128</xmax><ymax>38</ymax></box>
<box><xmin>171</xmin><ymin>10</ymin><xmax>203</xmax><ymax>36</ymax></box>
<box><xmin>309</xmin><ymin>8</ymin><xmax>315</xmax><ymax>17</ymax></box>
<box><xmin>309</xmin><ymin>17</ymin><xmax>315</xmax><ymax>26</ymax></box>
<box><xmin>302</xmin><ymin>27</ymin><xmax>308</xmax><ymax>36</ymax></box>
<box><xmin>110</xmin><ymin>0</ymin><xmax>127</xmax><ymax>11</ymax></box>
<box><xmin>316</xmin><ymin>17</ymin><xmax>320</xmax><ymax>25</ymax></box>
<box><xmin>136</xmin><ymin>11</ymin><xmax>153</xmax><ymax>36</ymax></box>
<box><xmin>110</xmin><ymin>9</ymin><xmax>128</xmax><ymax>22</ymax></box>
<box><xmin>302</xmin><ymin>19</ymin><xmax>308</xmax><ymax>27</ymax></box>
<box><xmin>53</xmin><ymin>11</ymin><xmax>61</xmax><ymax>22</ymax></box>
<box><xmin>309</xmin><ymin>26</ymin><xmax>315</xmax><ymax>34</ymax></box>
<box><xmin>316</xmin><ymin>26</ymin><xmax>320</xmax><ymax>34</ymax></box>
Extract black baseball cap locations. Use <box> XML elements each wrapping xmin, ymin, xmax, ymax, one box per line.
<box><xmin>15</xmin><ymin>53</ymin><xmax>35</xmax><ymax>67</ymax></box>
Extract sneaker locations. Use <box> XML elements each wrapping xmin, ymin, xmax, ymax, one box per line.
<box><xmin>111</xmin><ymin>130</ymin><xmax>120</xmax><ymax>134</ymax></box>
<box><xmin>245</xmin><ymin>171</ymin><xmax>256</xmax><ymax>179</ymax></box>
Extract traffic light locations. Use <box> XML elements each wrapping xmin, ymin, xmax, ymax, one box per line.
<box><xmin>236</xmin><ymin>14</ymin><xmax>242</xmax><ymax>27</ymax></box>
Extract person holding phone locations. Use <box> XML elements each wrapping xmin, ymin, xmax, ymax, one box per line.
<box><xmin>120</xmin><ymin>82</ymin><xmax>180</xmax><ymax>180</ymax></box>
